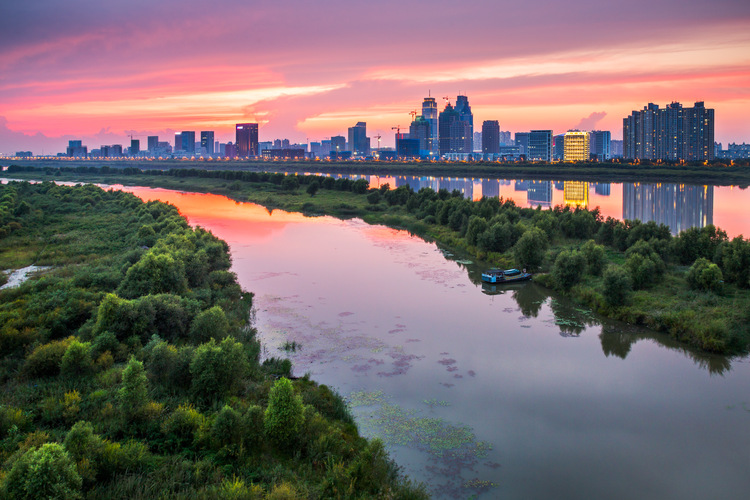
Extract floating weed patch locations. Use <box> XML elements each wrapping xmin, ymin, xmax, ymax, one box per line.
<box><xmin>423</xmin><ymin>399</ymin><xmax>451</xmax><ymax>408</ymax></box>
<box><xmin>463</xmin><ymin>478</ymin><xmax>498</xmax><ymax>494</ymax></box>
<box><xmin>346</xmin><ymin>390</ymin><xmax>386</xmax><ymax>407</ymax></box>
<box><xmin>372</xmin><ymin>403</ymin><xmax>491</xmax><ymax>459</ymax></box>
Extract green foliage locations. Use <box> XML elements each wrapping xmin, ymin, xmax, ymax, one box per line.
<box><xmin>60</xmin><ymin>340</ymin><xmax>94</xmax><ymax>377</ymax></box>
<box><xmin>189</xmin><ymin>305</ymin><xmax>230</xmax><ymax>343</ymax></box>
<box><xmin>117</xmin><ymin>251</ymin><xmax>188</xmax><ymax>298</ymax></box>
<box><xmin>551</xmin><ymin>250</ymin><xmax>587</xmax><ymax>289</ymax></box>
<box><xmin>512</xmin><ymin>227</ymin><xmax>548</xmax><ymax>270</ymax></box>
<box><xmin>581</xmin><ymin>240</ymin><xmax>607</xmax><ymax>276</ymax></box>
<box><xmin>306</xmin><ymin>181</ymin><xmax>320</xmax><ymax>197</ymax></box>
<box><xmin>281</xmin><ymin>175</ymin><xmax>300</xmax><ymax>192</ymax></box>
<box><xmin>3</xmin><ymin>443</ymin><xmax>82</xmax><ymax>499</ymax></box>
<box><xmin>367</xmin><ymin>190</ymin><xmax>381</xmax><ymax>204</ymax></box>
<box><xmin>602</xmin><ymin>266</ymin><xmax>632</xmax><ymax>306</ymax></box>
<box><xmin>161</xmin><ymin>404</ymin><xmax>206</xmax><ymax>452</ymax></box>
<box><xmin>465</xmin><ymin>215</ymin><xmax>488</xmax><ymax>246</ymax></box>
<box><xmin>715</xmin><ymin>236</ymin><xmax>750</xmax><ymax>288</ymax></box>
<box><xmin>672</xmin><ymin>225</ymin><xmax>728</xmax><ymax>265</ymax></box>
<box><xmin>23</xmin><ymin>337</ymin><xmax>75</xmax><ymax>379</ymax></box>
<box><xmin>190</xmin><ymin>337</ymin><xmax>249</xmax><ymax>402</ymax></box>
<box><xmin>264</xmin><ymin>378</ymin><xmax>305</xmax><ymax>449</ymax></box>
<box><xmin>119</xmin><ymin>356</ymin><xmax>149</xmax><ymax>419</ymax></box>
<box><xmin>687</xmin><ymin>258</ymin><xmax>724</xmax><ymax>292</ymax></box>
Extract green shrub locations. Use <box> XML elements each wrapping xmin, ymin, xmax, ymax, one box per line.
<box><xmin>3</xmin><ymin>443</ymin><xmax>82</xmax><ymax>499</ymax></box>
<box><xmin>581</xmin><ymin>240</ymin><xmax>607</xmax><ymax>276</ymax></box>
<box><xmin>189</xmin><ymin>306</ymin><xmax>230</xmax><ymax>344</ymax></box>
<box><xmin>602</xmin><ymin>266</ymin><xmax>632</xmax><ymax>306</ymax></box>
<box><xmin>551</xmin><ymin>250</ymin><xmax>586</xmax><ymax>289</ymax></box>
<box><xmin>119</xmin><ymin>357</ymin><xmax>149</xmax><ymax>419</ymax></box>
<box><xmin>512</xmin><ymin>227</ymin><xmax>548</xmax><ymax>270</ymax></box>
<box><xmin>687</xmin><ymin>257</ymin><xmax>723</xmax><ymax>292</ymax></box>
<box><xmin>60</xmin><ymin>340</ymin><xmax>94</xmax><ymax>377</ymax></box>
<box><xmin>264</xmin><ymin>378</ymin><xmax>304</xmax><ymax>449</ymax></box>
<box><xmin>23</xmin><ymin>337</ymin><xmax>75</xmax><ymax>378</ymax></box>
<box><xmin>190</xmin><ymin>337</ymin><xmax>249</xmax><ymax>402</ymax></box>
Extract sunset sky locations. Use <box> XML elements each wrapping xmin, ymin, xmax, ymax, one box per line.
<box><xmin>1</xmin><ymin>0</ymin><xmax>749</xmax><ymax>153</ymax></box>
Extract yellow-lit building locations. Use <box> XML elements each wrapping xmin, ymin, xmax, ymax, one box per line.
<box><xmin>563</xmin><ymin>131</ymin><xmax>590</xmax><ymax>161</ymax></box>
<box><xmin>564</xmin><ymin>181</ymin><xmax>589</xmax><ymax>207</ymax></box>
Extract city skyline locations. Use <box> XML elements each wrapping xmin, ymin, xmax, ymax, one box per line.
<box><xmin>1</xmin><ymin>0</ymin><xmax>749</xmax><ymax>154</ymax></box>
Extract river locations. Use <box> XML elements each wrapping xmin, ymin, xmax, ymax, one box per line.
<box><xmin>112</xmin><ymin>185</ymin><xmax>749</xmax><ymax>499</ymax></box>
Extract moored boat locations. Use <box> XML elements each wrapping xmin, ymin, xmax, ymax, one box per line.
<box><xmin>481</xmin><ymin>268</ymin><xmax>532</xmax><ymax>284</ymax></box>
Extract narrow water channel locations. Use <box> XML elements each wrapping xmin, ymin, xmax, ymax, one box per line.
<box><xmin>109</xmin><ymin>186</ymin><xmax>750</xmax><ymax>499</ymax></box>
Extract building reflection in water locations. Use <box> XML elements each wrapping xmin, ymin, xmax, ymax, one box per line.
<box><xmin>622</xmin><ymin>183</ymin><xmax>713</xmax><ymax>235</ymax></box>
<box><xmin>593</xmin><ymin>183</ymin><xmax>611</xmax><ymax>196</ymax></box>
<box><xmin>527</xmin><ymin>180</ymin><xmax>553</xmax><ymax>207</ymax></box>
<box><xmin>563</xmin><ymin>181</ymin><xmax>589</xmax><ymax>208</ymax></box>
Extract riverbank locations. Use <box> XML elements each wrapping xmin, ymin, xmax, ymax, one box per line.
<box><xmin>3</xmin><ymin>167</ymin><xmax>750</xmax><ymax>356</ymax></box>
<box><xmin>0</xmin><ymin>181</ymin><xmax>426</xmax><ymax>498</ymax></box>
<box><xmin>4</xmin><ymin>157</ymin><xmax>750</xmax><ymax>185</ymax></box>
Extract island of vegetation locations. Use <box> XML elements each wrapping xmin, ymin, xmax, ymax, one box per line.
<box><xmin>0</xmin><ymin>181</ymin><xmax>427</xmax><ymax>499</ymax></box>
<box><xmin>4</xmin><ymin>165</ymin><xmax>750</xmax><ymax>357</ymax></box>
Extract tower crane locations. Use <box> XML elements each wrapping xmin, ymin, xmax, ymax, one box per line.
<box><xmin>443</xmin><ymin>96</ymin><xmax>451</xmax><ymax>106</ymax></box>
<box><xmin>373</xmin><ymin>133</ymin><xmax>382</xmax><ymax>150</ymax></box>
<box><xmin>409</xmin><ymin>110</ymin><xmax>418</xmax><ymax>122</ymax></box>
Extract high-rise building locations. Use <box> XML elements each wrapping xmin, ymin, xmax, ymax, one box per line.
<box><xmin>553</xmin><ymin>134</ymin><xmax>565</xmax><ymax>160</ymax></box>
<box><xmin>611</xmin><ymin>140</ymin><xmax>623</xmax><ymax>158</ymax></box>
<box><xmin>347</xmin><ymin>122</ymin><xmax>370</xmax><ymax>155</ymax></box>
<box><xmin>421</xmin><ymin>96</ymin><xmax>439</xmax><ymax>155</ymax></box>
<box><xmin>130</xmin><ymin>139</ymin><xmax>140</xmax><ymax>156</ymax></box>
<box><xmin>482</xmin><ymin>120</ymin><xmax>500</xmax><ymax>154</ymax></box>
<box><xmin>330</xmin><ymin>135</ymin><xmax>346</xmax><ymax>154</ymax></box>
<box><xmin>409</xmin><ymin>116</ymin><xmax>431</xmax><ymax>154</ymax></box>
<box><xmin>180</xmin><ymin>131</ymin><xmax>195</xmax><ymax>154</ymax></box>
<box><xmin>174</xmin><ymin>133</ymin><xmax>182</xmax><ymax>151</ymax></box>
<box><xmin>201</xmin><ymin>131</ymin><xmax>215</xmax><ymax>155</ymax></box>
<box><xmin>454</xmin><ymin>95</ymin><xmax>473</xmax><ymax>153</ymax></box>
<box><xmin>589</xmin><ymin>131</ymin><xmax>611</xmax><ymax>161</ymax></box>
<box><xmin>499</xmin><ymin>131</ymin><xmax>512</xmax><ymax>146</ymax></box>
<box><xmin>623</xmin><ymin>101</ymin><xmax>714</xmax><ymax>161</ymax></box>
<box><xmin>473</xmin><ymin>132</ymin><xmax>482</xmax><ymax>152</ymax></box>
<box><xmin>66</xmin><ymin>140</ymin><xmax>87</xmax><ymax>157</ymax></box>
<box><xmin>147</xmin><ymin>136</ymin><xmax>158</xmax><ymax>152</ymax></box>
<box><xmin>564</xmin><ymin>131</ymin><xmax>590</xmax><ymax>161</ymax></box>
<box><xmin>528</xmin><ymin>130</ymin><xmax>552</xmax><ymax>162</ymax></box>
<box><xmin>514</xmin><ymin>132</ymin><xmax>530</xmax><ymax>156</ymax></box>
<box><xmin>235</xmin><ymin>123</ymin><xmax>258</xmax><ymax>157</ymax></box>
<box><xmin>438</xmin><ymin>102</ymin><xmax>465</xmax><ymax>155</ymax></box>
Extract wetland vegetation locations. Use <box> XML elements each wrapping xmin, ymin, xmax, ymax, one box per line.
<box><xmin>0</xmin><ymin>181</ymin><xmax>427</xmax><ymax>498</ymax></box>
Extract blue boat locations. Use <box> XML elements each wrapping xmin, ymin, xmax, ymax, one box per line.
<box><xmin>481</xmin><ymin>268</ymin><xmax>532</xmax><ymax>284</ymax></box>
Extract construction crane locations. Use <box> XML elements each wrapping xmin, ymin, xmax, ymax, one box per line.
<box><xmin>373</xmin><ymin>133</ymin><xmax>382</xmax><ymax>150</ymax></box>
<box><xmin>409</xmin><ymin>110</ymin><xmax>418</xmax><ymax>122</ymax></box>
<box><xmin>443</xmin><ymin>96</ymin><xmax>451</xmax><ymax>106</ymax></box>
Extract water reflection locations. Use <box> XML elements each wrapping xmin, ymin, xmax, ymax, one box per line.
<box><xmin>623</xmin><ymin>183</ymin><xmax>714</xmax><ymax>235</ymax></box>
<box><xmin>320</xmin><ymin>173</ymin><xmax>743</xmax><ymax>236</ymax></box>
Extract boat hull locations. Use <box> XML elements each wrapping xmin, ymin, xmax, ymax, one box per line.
<box><xmin>481</xmin><ymin>270</ymin><xmax>532</xmax><ymax>284</ymax></box>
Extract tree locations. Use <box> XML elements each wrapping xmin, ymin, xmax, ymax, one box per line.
<box><xmin>117</xmin><ymin>251</ymin><xmax>188</xmax><ymax>298</ymax></box>
<box><xmin>581</xmin><ymin>240</ymin><xmax>607</xmax><ymax>276</ymax></box>
<box><xmin>551</xmin><ymin>250</ymin><xmax>586</xmax><ymax>289</ymax></box>
<box><xmin>512</xmin><ymin>228</ymin><xmax>548</xmax><ymax>270</ymax></box>
<box><xmin>465</xmin><ymin>216</ymin><xmax>488</xmax><ymax>246</ymax></box>
<box><xmin>264</xmin><ymin>377</ymin><xmax>305</xmax><ymax>449</ymax></box>
<box><xmin>687</xmin><ymin>257</ymin><xmax>723</xmax><ymax>292</ymax></box>
<box><xmin>625</xmin><ymin>253</ymin><xmax>658</xmax><ymax>289</ymax></box>
<box><xmin>119</xmin><ymin>356</ymin><xmax>148</xmax><ymax>419</ymax></box>
<box><xmin>189</xmin><ymin>306</ymin><xmax>230</xmax><ymax>343</ymax></box>
<box><xmin>190</xmin><ymin>336</ymin><xmax>249</xmax><ymax>402</ymax></box>
<box><xmin>60</xmin><ymin>340</ymin><xmax>94</xmax><ymax>377</ymax></box>
<box><xmin>306</xmin><ymin>181</ymin><xmax>320</xmax><ymax>197</ymax></box>
<box><xmin>3</xmin><ymin>443</ymin><xmax>82</xmax><ymax>499</ymax></box>
<box><xmin>602</xmin><ymin>266</ymin><xmax>632</xmax><ymax>306</ymax></box>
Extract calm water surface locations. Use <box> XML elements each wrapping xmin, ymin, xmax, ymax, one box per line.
<box><xmin>113</xmin><ymin>186</ymin><xmax>750</xmax><ymax>500</ymax></box>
